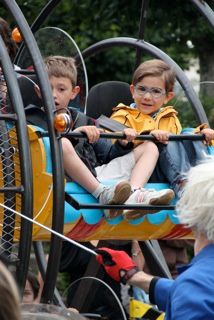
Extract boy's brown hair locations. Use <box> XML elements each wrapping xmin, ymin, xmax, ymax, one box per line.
<box><xmin>44</xmin><ymin>56</ymin><xmax>77</xmax><ymax>87</ymax></box>
<box><xmin>132</xmin><ymin>59</ymin><xmax>176</xmax><ymax>93</ymax></box>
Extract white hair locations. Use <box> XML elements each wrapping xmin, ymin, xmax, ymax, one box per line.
<box><xmin>0</xmin><ymin>261</ymin><xmax>21</xmax><ymax>320</ymax></box>
<box><xmin>176</xmin><ymin>158</ymin><xmax>214</xmax><ymax>242</ymax></box>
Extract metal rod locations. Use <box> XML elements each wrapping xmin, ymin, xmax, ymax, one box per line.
<box><xmin>71</xmin><ymin>203</ymin><xmax>175</xmax><ymax>210</ymax></box>
<box><xmin>64</xmin><ymin>132</ymin><xmax>205</xmax><ymax>141</ymax></box>
<box><xmin>38</xmin><ymin>130</ymin><xmax>205</xmax><ymax>141</ymax></box>
<box><xmin>0</xmin><ymin>202</ymin><xmax>97</xmax><ymax>257</ymax></box>
<box><xmin>14</xmin><ymin>0</ymin><xmax>61</xmax><ymax>64</ymax></box>
<box><xmin>0</xmin><ymin>32</ymin><xmax>33</xmax><ymax>289</ymax></box>
<box><xmin>65</xmin><ymin>192</ymin><xmax>175</xmax><ymax>210</ymax></box>
<box><xmin>3</xmin><ymin>0</ymin><xmax>65</xmax><ymax>303</ymax></box>
<box><xmin>190</xmin><ymin>0</ymin><xmax>214</xmax><ymax>28</ymax></box>
<box><xmin>135</xmin><ymin>0</ymin><xmax>150</xmax><ymax>68</ymax></box>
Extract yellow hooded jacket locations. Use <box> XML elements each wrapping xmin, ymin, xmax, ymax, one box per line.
<box><xmin>110</xmin><ymin>103</ymin><xmax>211</xmax><ymax>146</ymax></box>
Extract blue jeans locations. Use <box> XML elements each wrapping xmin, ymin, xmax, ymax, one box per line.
<box><xmin>149</xmin><ymin>141</ymin><xmax>209</xmax><ymax>194</ymax></box>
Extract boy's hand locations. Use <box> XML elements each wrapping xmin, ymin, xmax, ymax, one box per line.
<box><xmin>73</xmin><ymin>125</ymin><xmax>102</xmax><ymax>143</ymax></box>
<box><xmin>200</xmin><ymin>128</ymin><xmax>214</xmax><ymax>145</ymax></box>
<box><xmin>119</xmin><ymin>128</ymin><xmax>137</xmax><ymax>146</ymax></box>
<box><xmin>150</xmin><ymin>129</ymin><xmax>170</xmax><ymax>144</ymax></box>
<box><xmin>96</xmin><ymin>247</ymin><xmax>139</xmax><ymax>284</ymax></box>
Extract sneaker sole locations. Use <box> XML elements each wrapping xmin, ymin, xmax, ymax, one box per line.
<box><xmin>105</xmin><ymin>181</ymin><xmax>131</xmax><ymax>219</ymax></box>
<box><xmin>149</xmin><ymin>190</ymin><xmax>174</xmax><ymax>205</ymax></box>
<box><xmin>123</xmin><ymin>189</ymin><xmax>174</xmax><ymax>221</ymax></box>
<box><xmin>123</xmin><ymin>208</ymin><xmax>158</xmax><ymax>221</ymax></box>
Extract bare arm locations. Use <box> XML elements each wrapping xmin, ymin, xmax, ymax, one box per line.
<box><xmin>73</xmin><ymin>125</ymin><xmax>101</xmax><ymax>143</ymax></box>
<box><xmin>128</xmin><ymin>270</ymin><xmax>154</xmax><ymax>292</ymax></box>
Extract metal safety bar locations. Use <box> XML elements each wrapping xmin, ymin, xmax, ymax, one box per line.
<box><xmin>64</xmin><ymin>132</ymin><xmax>205</xmax><ymax>141</ymax></box>
<box><xmin>37</xmin><ymin>131</ymin><xmax>205</xmax><ymax>141</ymax></box>
<box><xmin>65</xmin><ymin>193</ymin><xmax>175</xmax><ymax>211</ymax></box>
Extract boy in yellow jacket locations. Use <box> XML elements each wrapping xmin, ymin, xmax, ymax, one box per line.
<box><xmin>110</xmin><ymin>59</ymin><xmax>214</xmax><ymax>214</ymax></box>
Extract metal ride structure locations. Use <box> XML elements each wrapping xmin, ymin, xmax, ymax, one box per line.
<box><xmin>1</xmin><ymin>0</ymin><xmax>65</xmax><ymax>303</ymax></box>
<box><xmin>0</xmin><ymin>0</ymin><xmax>214</xmax><ymax>315</ymax></box>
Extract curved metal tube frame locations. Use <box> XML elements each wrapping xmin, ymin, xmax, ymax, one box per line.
<box><xmin>33</xmin><ymin>241</ymin><xmax>65</xmax><ymax>307</ymax></box>
<box><xmin>30</xmin><ymin>0</ymin><xmax>61</xmax><ymax>33</ymax></box>
<box><xmin>135</xmin><ymin>0</ymin><xmax>150</xmax><ymax>67</ymax></box>
<box><xmin>190</xmin><ymin>0</ymin><xmax>214</xmax><ymax>28</ymax></box>
<box><xmin>3</xmin><ymin>0</ymin><xmax>65</xmax><ymax>303</ymax></box>
<box><xmin>14</xmin><ymin>0</ymin><xmax>61</xmax><ymax>63</ymax></box>
<box><xmin>82</xmin><ymin>37</ymin><xmax>209</xmax><ymax>124</ymax></box>
<box><xmin>0</xmin><ymin>37</ymin><xmax>33</xmax><ymax>290</ymax></box>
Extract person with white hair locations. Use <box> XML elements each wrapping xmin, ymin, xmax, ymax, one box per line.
<box><xmin>96</xmin><ymin>159</ymin><xmax>214</xmax><ymax>319</ymax></box>
<box><xmin>0</xmin><ymin>261</ymin><xmax>21</xmax><ymax>320</ymax></box>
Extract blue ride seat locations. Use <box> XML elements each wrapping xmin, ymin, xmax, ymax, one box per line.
<box><xmin>65</xmin><ymin>180</ymin><xmax>176</xmax><ymax>226</ymax></box>
<box><xmin>33</xmin><ymin>125</ymin><xmax>176</xmax><ymax>224</ymax></box>
<box><xmin>30</xmin><ymin>123</ymin><xmax>214</xmax><ymax>235</ymax></box>
<box><xmin>30</xmin><ymin>125</ymin><xmax>175</xmax><ymax>227</ymax></box>
<box><xmin>47</xmin><ymin>130</ymin><xmax>214</xmax><ymax>225</ymax></box>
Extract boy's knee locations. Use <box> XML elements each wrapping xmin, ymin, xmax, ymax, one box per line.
<box><xmin>166</xmin><ymin>141</ymin><xmax>183</xmax><ymax>153</ymax></box>
<box><xmin>61</xmin><ymin>137</ymin><xmax>75</xmax><ymax>154</ymax></box>
<box><xmin>135</xmin><ymin>141</ymin><xmax>159</xmax><ymax>159</ymax></box>
<box><xmin>145</xmin><ymin>141</ymin><xmax>159</xmax><ymax>156</ymax></box>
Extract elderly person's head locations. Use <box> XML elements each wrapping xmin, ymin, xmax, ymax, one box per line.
<box><xmin>176</xmin><ymin>158</ymin><xmax>214</xmax><ymax>243</ymax></box>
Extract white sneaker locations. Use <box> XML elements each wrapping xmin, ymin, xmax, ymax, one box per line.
<box><xmin>99</xmin><ymin>181</ymin><xmax>131</xmax><ymax>219</ymax></box>
<box><xmin>123</xmin><ymin>188</ymin><xmax>175</xmax><ymax>221</ymax></box>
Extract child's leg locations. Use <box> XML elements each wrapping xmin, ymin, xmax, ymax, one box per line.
<box><xmin>61</xmin><ymin>138</ymin><xmax>131</xmax><ymax>218</ymax></box>
<box><xmin>62</xmin><ymin>137</ymin><xmax>99</xmax><ymax>193</ymax></box>
<box><xmin>95</xmin><ymin>141</ymin><xmax>158</xmax><ymax>186</ymax></box>
<box><xmin>182</xmin><ymin>140</ymin><xmax>209</xmax><ymax>165</ymax></box>
<box><xmin>123</xmin><ymin>142</ymin><xmax>174</xmax><ymax>220</ymax></box>
<box><xmin>158</xmin><ymin>140</ymin><xmax>209</xmax><ymax>196</ymax></box>
<box><xmin>130</xmin><ymin>141</ymin><xmax>159</xmax><ymax>189</ymax></box>
<box><xmin>158</xmin><ymin>141</ymin><xmax>190</xmax><ymax>190</ymax></box>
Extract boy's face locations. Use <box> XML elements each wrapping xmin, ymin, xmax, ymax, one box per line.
<box><xmin>130</xmin><ymin>75</ymin><xmax>174</xmax><ymax>115</ymax></box>
<box><xmin>49</xmin><ymin>76</ymin><xmax>80</xmax><ymax>111</ymax></box>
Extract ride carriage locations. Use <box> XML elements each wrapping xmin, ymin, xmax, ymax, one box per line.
<box><xmin>0</xmin><ymin>0</ymin><xmax>214</xmax><ymax>318</ymax></box>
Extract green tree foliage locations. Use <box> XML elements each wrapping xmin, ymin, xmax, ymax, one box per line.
<box><xmin>2</xmin><ymin>0</ymin><xmax>214</xmax><ymax>125</ymax></box>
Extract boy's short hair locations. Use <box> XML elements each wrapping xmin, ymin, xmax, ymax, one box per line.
<box><xmin>44</xmin><ymin>56</ymin><xmax>77</xmax><ymax>86</ymax></box>
<box><xmin>132</xmin><ymin>59</ymin><xmax>176</xmax><ymax>93</ymax></box>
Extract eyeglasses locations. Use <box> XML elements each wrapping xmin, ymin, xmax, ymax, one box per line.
<box><xmin>134</xmin><ymin>85</ymin><xmax>166</xmax><ymax>99</ymax></box>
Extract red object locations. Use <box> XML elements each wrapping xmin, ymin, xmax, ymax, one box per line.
<box><xmin>96</xmin><ymin>247</ymin><xmax>138</xmax><ymax>283</ymax></box>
